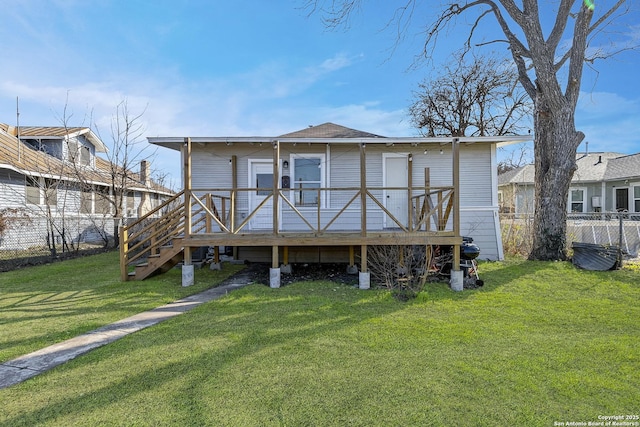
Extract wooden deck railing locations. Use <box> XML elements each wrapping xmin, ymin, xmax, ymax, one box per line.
<box><xmin>120</xmin><ymin>186</ymin><xmax>455</xmax><ymax>280</ymax></box>
<box><xmin>187</xmin><ymin>186</ymin><xmax>454</xmax><ymax>235</ymax></box>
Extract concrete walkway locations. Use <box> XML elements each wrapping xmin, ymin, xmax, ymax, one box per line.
<box><xmin>0</xmin><ymin>274</ymin><xmax>253</xmax><ymax>390</ymax></box>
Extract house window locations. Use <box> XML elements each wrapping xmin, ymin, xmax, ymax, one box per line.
<box><xmin>81</xmin><ymin>189</ymin><xmax>93</xmax><ymax>214</ymax></box>
<box><xmin>43</xmin><ymin>179</ymin><xmax>58</xmax><ymax>207</ymax></box>
<box><xmin>96</xmin><ymin>187</ymin><xmax>112</xmax><ymax>215</ymax></box>
<box><xmin>292</xmin><ymin>156</ymin><xmax>324</xmax><ymax>207</ymax></box>
<box><xmin>255</xmin><ymin>173</ymin><xmax>273</xmax><ymax>196</ymax></box>
<box><xmin>26</xmin><ymin>177</ymin><xmax>40</xmax><ymax>205</ymax></box>
<box><xmin>79</xmin><ymin>145</ymin><xmax>90</xmax><ymax>166</ymax></box>
<box><xmin>25</xmin><ymin>177</ymin><xmax>57</xmax><ymax>207</ymax></box>
<box><xmin>68</xmin><ymin>141</ymin><xmax>91</xmax><ymax>166</ymax></box>
<box><xmin>634</xmin><ymin>186</ymin><xmax>640</xmax><ymax>212</ymax></box>
<box><xmin>126</xmin><ymin>191</ymin><xmax>137</xmax><ymax>216</ymax></box>
<box><xmin>569</xmin><ymin>188</ymin><xmax>586</xmax><ymax>213</ymax></box>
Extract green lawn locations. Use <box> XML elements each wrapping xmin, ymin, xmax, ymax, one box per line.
<box><xmin>0</xmin><ymin>251</ymin><xmax>244</xmax><ymax>363</ymax></box>
<box><xmin>1</xmin><ymin>256</ymin><xmax>638</xmax><ymax>426</ymax></box>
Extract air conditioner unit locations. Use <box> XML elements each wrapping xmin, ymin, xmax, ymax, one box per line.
<box><xmin>591</xmin><ymin>196</ymin><xmax>601</xmax><ymax>208</ymax></box>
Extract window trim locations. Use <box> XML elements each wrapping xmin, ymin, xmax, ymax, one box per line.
<box><xmin>80</xmin><ymin>188</ymin><xmax>93</xmax><ymax>214</ymax></box>
<box><xmin>632</xmin><ymin>184</ymin><xmax>640</xmax><ymax>213</ymax></box>
<box><xmin>25</xmin><ymin>177</ymin><xmax>41</xmax><ymax>205</ymax></box>
<box><xmin>568</xmin><ymin>187</ymin><xmax>587</xmax><ymax>213</ymax></box>
<box><xmin>289</xmin><ymin>154</ymin><xmax>325</xmax><ymax>209</ymax></box>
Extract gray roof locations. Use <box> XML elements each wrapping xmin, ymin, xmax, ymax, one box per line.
<box><xmin>497</xmin><ymin>165</ymin><xmax>535</xmax><ymax>185</ymax></box>
<box><xmin>573</xmin><ymin>152</ymin><xmax>622</xmax><ymax>182</ymax></box>
<box><xmin>604</xmin><ymin>153</ymin><xmax>640</xmax><ymax>180</ymax></box>
<box><xmin>0</xmin><ymin>123</ymin><xmax>108</xmax><ymax>153</ymax></box>
<box><xmin>499</xmin><ymin>152</ymin><xmax>639</xmax><ymax>185</ymax></box>
<box><xmin>278</xmin><ymin>122</ymin><xmax>384</xmax><ymax>139</ymax></box>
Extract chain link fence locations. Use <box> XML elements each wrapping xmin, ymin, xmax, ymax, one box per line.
<box><xmin>0</xmin><ymin>211</ymin><xmax>120</xmax><ymax>271</ymax></box>
<box><xmin>501</xmin><ymin>212</ymin><xmax>640</xmax><ymax>262</ymax></box>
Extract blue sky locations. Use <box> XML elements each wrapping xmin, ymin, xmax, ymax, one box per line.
<box><xmin>0</xmin><ymin>0</ymin><xmax>638</xmax><ymax>185</ymax></box>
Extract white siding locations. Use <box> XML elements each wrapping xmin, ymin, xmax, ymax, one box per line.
<box><xmin>460</xmin><ymin>208</ymin><xmax>500</xmax><ymax>260</ymax></box>
<box><xmin>189</xmin><ymin>142</ymin><xmax>501</xmax><ymax>257</ymax></box>
<box><xmin>459</xmin><ymin>145</ymin><xmax>493</xmax><ymax>207</ymax></box>
<box><xmin>0</xmin><ymin>170</ymin><xmax>27</xmax><ymax>208</ymax></box>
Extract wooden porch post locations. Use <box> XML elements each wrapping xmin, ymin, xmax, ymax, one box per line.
<box><xmin>424</xmin><ymin>168</ymin><xmax>432</xmax><ymax>282</ymax></box>
<box><xmin>453</xmin><ymin>137</ymin><xmax>461</xmax><ymax>262</ymax></box>
<box><xmin>183</xmin><ymin>137</ymin><xmax>192</xmax><ymax>265</ymax></box>
<box><xmin>182</xmin><ymin>137</ymin><xmax>194</xmax><ymax>287</ymax></box>
<box><xmin>270</xmin><ymin>140</ymin><xmax>282</xmax><ymax>288</ymax></box>
<box><xmin>425</xmin><ymin>168</ymin><xmax>431</xmax><ymax>232</ymax></box>
<box><xmin>451</xmin><ymin>137</ymin><xmax>463</xmax><ymax>291</ymax></box>
<box><xmin>272</xmin><ymin>246</ymin><xmax>279</xmax><ymax>269</ymax></box>
<box><xmin>408</xmin><ymin>153</ymin><xmax>413</xmax><ymax>231</ymax></box>
<box><xmin>360</xmin><ymin>142</ymin><xmax>367</xmax><ymax>273</ymax></box>
<box><xmin>359</xmin><ymin>142</ymin><xmax>370</xmax><ymax>289</ymax></box>
<box><xmin>273</xmin><ymin>140</ymin><xmax>280</xmax><ymax>237</ymax></box>
<box><xmin>231</xmin><ymin>155</ymin><xmax>238</xmax><ymax>259</ymax></box>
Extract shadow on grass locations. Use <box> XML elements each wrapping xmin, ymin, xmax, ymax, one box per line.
<box><xmin>0</xmin><ymin>280</ymin><xmax>411</xmax><ymax>426</ymax></box>
<box><xmin>0</xmin><ymin>262</ymin><xmax>243</xmax><ymax>363</ymax></box>
<box><xmin>2</xmin><ymin>258</ymin><xmax>639</xmax><ymax>425</ymax></box>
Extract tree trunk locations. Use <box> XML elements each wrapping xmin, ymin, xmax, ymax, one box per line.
<box><xmin>528</xmin><ymin>96</ymin><xmax>584</xmax><ymax>260</ymax></box>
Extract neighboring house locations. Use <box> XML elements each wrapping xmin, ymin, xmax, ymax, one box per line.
<box><xmin>498</xmin><ymin>152</ymin><xmax>640</xmax><ymax>214</ymax></box>
<box><xmin>0</xmin><ymin>123</ymin><xmax>173</xmax><ymax>250</ymax></box>
<box><xmin>122</xmin><ymin>123</ymin><xmax>530</xmax><ymax>285</ymax></box>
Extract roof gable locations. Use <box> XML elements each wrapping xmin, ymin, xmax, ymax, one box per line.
<box><xmin>1</xmin><ymin>123</ymin><xmax>108</xmax><ymax>153</ymax></box>
<box><xmin>498</xmin><ymin>165</ymin><xmax>535</xmax><ymax>185</ymax></box>
<box><xmin>278</xmin><ymin>122</ymin><xmax>384</xmax><ymax>139</ymax></box>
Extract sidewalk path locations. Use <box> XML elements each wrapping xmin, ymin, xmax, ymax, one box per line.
<box><xmin>0</xmin><ymin>274</ymin><xmax>253</xmax><ymax>390</ymax></box>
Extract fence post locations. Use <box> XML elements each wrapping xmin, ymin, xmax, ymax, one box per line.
<box><xmin>618</xmin><ymin>212</ymin><xmax>623</xmax><ymax>268</ymax></box>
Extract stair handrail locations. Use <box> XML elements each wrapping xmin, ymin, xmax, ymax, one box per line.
<box><xmin>120</xmin><ymin>190</ymin><xmax>185</xmax><ymax>281</ymax></box>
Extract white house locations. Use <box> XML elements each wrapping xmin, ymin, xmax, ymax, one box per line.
<box><xmin>121</xmin><ymin>123</ymin><xmax>530</xmax><ymax>284</ymax></box>
<box><xmin>498</xmin><ymin>152</ymin><xmax>640</xmax><ymax>214</ymax></box>
<box><xmin>0</xmin><ymin>123</ymin><xmax>173</xmax><ymax>252</ymax></box>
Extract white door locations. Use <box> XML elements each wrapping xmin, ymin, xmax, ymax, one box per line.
<box><xmin>384</xmin><ymin>155</ymin><xmax>408</xmax><ymax>228</ymax></box>
<box><xmin>249</xmin><ymin>161</ymin><xmax>274</xmax><ymax>230</ymax></box>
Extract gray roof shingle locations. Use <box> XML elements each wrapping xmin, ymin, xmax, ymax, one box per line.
<box><xmin>499</xmin><ymin>152</ymin><xmax>639</xmax><ymax>185</ymax></box>
<box><xmin>604</xmin><ymin>153</ymin><xmax>640</xmax><ymax>180</ymax></box>
<box><xmin>278</xmin><ymin>122</ymin><xmax>384</xmax><ymax>139</ymax></box>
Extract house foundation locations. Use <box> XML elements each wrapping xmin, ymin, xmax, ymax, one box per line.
<box><xmin>450</xmin><ymin>269</ymin><xmax>463</xmax><ymax>291</ymax></box>
<box><xmin>182</xmin><ymin>264</ymin><xmax>195</xmax><ymax>287</ymax></box>
<box><xmin>269</xmin><ymin>268</ymin><xmax>281</xmax><ymax>288</ymax></box>
<box><xmin>358</xmin><ymin>272</ymin><xmax>370</xmax><ymax>290</ymax></box>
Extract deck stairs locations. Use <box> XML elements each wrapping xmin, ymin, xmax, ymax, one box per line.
<box><xmin>120</xmin><ymin>190</ymin><xmax>192</xmax><ymax>281</ymax></box>
<box><xmin>130</xmin><ymin>240</ymin><xmax>184</xmax><ymax>280</ymax></box>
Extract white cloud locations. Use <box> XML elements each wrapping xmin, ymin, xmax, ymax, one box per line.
<box><xmin>0</xmin><ymin>48</ymin><xmax>417</xmax><ymax>182</ymax></box>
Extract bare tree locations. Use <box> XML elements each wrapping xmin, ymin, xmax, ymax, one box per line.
<box><xmin>307</xmin><ymin>0</ymin><xmax>636</xmax><ymax>260</ymax></box>
<box><xmin>57</xmin><ymin>98</ymin><xmax>162</xmax><ymax>248</ymax></box>
<box><xmin>409</xmin><ymin>52</ymin><xmax>532</xmax><ymax>137</ymax></box>
<box><xmin>498</xmin><ymin>143</ymin><xmax>532</xmax><ymax>174</ymax></box>
<box><xmin>95</xmin><ymin>100</ymin><xmax>156</xmax><ymax>222</ymax></box>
